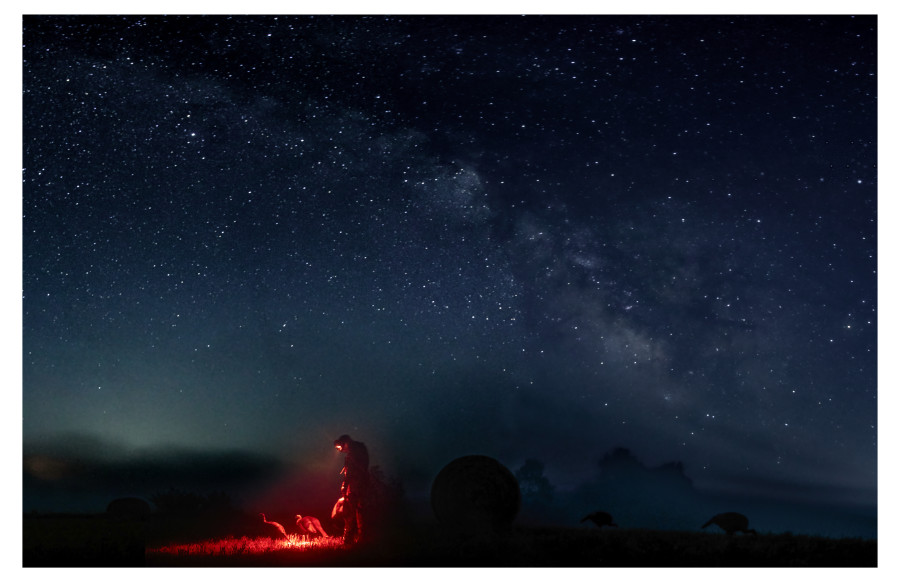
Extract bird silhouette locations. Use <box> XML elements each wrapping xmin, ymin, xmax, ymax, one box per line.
<box><xmin>701</xmin><ymin>512</ymin><xmax>757</xmax><ymax>535</ymax></box>
<box><xmin>259</xmin><ymin>513</ymin><xmax>290</xmax><ymax>540</ymax></box>
<box><xmin>296</xmin><ymin>514</ymin><xmax>330</xmax><ymax>537</ymax></box>
<box><xmin>581</xmin><ymin>510</ymin><xmax>618</xmax><ymax>528</ymax></box>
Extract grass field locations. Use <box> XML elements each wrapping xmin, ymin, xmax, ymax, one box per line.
<box><xmin>23</xmin><ymin>513</ymin><xmax>877</xmax><ymax>567</ymax></box>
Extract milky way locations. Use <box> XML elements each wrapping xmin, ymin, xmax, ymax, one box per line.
<box><xmin>22</xmin><ymin>15</ymin><xmax>876</xmax><ymax>516</ymax></box>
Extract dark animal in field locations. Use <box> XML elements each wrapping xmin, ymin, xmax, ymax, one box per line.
<box><xmin>581</xmin><ymin>510</ymin><xmax>618</xmax><ymax>528</ymax></box>
<box><xmin>106</xmin><ymin>497</ymin><xmax>151</xmax><ymax>520</ymax></box>
<box><xmin>296</xmin><ymin>514</ymin><xmax>330</xmax><ymax>537</ymax></box>
<box><xmin>259</xmin><ymin>513</ymin><xmax>290</xmax><ymax>540</ymax></box>
<box><xmin>701</xmin><ymin>512</ymin><xmax>757</xmax><ymax>535</ymax></box>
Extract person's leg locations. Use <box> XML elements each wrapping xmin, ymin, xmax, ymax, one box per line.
<box><xmin>343</xmin><ymin>496</ymin><xmax>359</xmax><ymax>544</ymax></box>
<box><xmin>355</xmin><ymin>504</ymin><xmax>364</xmax><ymax>543</ymax></box>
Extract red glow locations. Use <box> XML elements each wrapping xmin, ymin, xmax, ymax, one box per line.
<box><xmin>148</xmin><ymin>534</ymin><xmax>343</xmax><ymax>558</ymax></box>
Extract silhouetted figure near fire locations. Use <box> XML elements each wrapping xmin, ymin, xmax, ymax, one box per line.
<box><xmin>296</xmin><ymin>514</ymin><xmax>330</xmax><ymax>538</ymax></box>
<box><xmin>581</xmin><ymin>510</ymin><xmax>618</xmax><ymax>528</ymax></box>
<box><xmin>334</xmin><ymin>434</ymin><xmax>369</xmax><ymax>545</ymax></box>
<box><xmin>702</xmin><ymin>512</ymin><xmax>757</xmax><ymax>535</ymax></box>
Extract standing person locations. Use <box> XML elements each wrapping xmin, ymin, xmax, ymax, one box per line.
<box><xmin>333</xmin><ymin>434</ymin><xmax>369</xmax><ymax>545</ymax></box>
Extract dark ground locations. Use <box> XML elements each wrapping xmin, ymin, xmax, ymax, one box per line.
<box><xmin>23</xmin><ymin>512</ymin><xmax>877</xmax><ymax>567</ymax></box>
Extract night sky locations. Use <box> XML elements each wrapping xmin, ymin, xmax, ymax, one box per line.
<box><xmin>21</xmin><ymin>14</ymin><xmax>878</xmax><ymax>531</ymax></box>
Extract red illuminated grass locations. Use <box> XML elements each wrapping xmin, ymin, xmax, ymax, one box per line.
<box><xmin>144</xmin><ymin>526</ymin><xmax>878</xmax><ymax>567</ymax></box>
<box><xmin>148</xmin><ymin>533</ymin><xmax>343</xmax><ymax>558</ymax></box>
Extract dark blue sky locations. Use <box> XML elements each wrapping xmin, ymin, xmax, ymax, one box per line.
<box><xmin>21</xmin><ymin>15</ymin><xmax>878</xmax><ymax>520</ymax></box>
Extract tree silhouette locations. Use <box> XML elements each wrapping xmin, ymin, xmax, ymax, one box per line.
<box><xmin>597</xmin><ymin>447</ymin><xmax>645</xmax><ymax>476</ymax></box>
<box><xmin>515</xmin><ymin>458</ymin><xmax>555</xmax><ymax>507</ymax></box>
<box><xmin>514</xmin><ymin>458</ymin><xmax>557</xmax><ymax>524</ymax></box>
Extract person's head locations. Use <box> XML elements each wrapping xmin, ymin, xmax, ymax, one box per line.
<box><xmin>334</xmin><ymin>434</ymin><xmax>352</xmax><ymax>451</ymax></box>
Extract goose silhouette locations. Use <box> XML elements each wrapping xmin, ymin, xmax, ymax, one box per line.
<box><xmin>296</xmin><ymin>514</ymin><xmax>330</xmax><ymax>537</ymax></box>
<box><xmin>260</xmin><ymin>513</ymin><xmax>290</xmax><ymax>540</ymax></box>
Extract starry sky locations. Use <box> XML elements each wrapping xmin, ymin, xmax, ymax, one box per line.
<box><xmin>21</xmin><ymin>14</ymin><xmax>878</xmax><ymax>517</ymax></box>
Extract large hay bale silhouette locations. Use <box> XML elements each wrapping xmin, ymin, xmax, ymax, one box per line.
<box><xmin>431</xmin><ymin>455</ymin><xmax>520</xmax><ymax>533</ymax></box>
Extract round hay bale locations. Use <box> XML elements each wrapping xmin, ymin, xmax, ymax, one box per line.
<box><xmin>431</xmin><ymin>455</ymin><xmax>520</xmax><ymax>533</ymax></box>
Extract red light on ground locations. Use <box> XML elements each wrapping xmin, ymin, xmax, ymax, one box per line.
<box><xmin>148</xmin><ymin>534</ymin><xmax>343</xmax><ymax>558</ymax></box>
